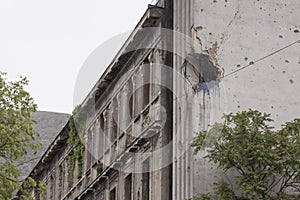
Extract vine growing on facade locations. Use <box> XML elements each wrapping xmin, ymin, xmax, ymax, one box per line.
<box><xmin>67</xmin><ymin>108</ymin><xmax>86</xmax><ymax>179</ymax></box>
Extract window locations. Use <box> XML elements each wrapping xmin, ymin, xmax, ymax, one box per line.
<box><xmin>58</xmin><ymin>163</ymin><xmax>64</xmax><ymax>199</ymax></box>
<box><xmin>49</xmin><ymin>172</ymin><xmax>55</xmax><ymax>199</ymax></box>
<box><xmin>111</xmin><ymin>99</ymin><xmax>118</xmax><ymax>142</ymax></box>
<box><xmin>125</xmin><ymin>174</ymin><xmax>132</xmax><ymax>200</ymax></box>
<box><xmin>98</xmin><ymin>113</ymin><xmax>105</xmax><ymax>158</ymax></box>
<box><xmin>128</xmin><ymin>80</ymin><xmax>134</xmax><ymax>119</ymax></box>
<box><xmin>134</xmin><ymin>67</ymin><xmax>143</xmax><ymax>117</ymax></box>
<box><xmin>110</xmin><ymin>187</ymin><xmax>116</xmax><ymax>200</ymax></box>
<box><xmin>143</xmin><ymin>62</ymin><xmax>150</xmax><ymax>108</ymax></box>
<box><xmin>67</xmin><ymin>153</ymin><xmax>74</xmax><ymax>189</ymax></box>
<box><xmin>142</xmin><ymin>159</ymin><xmax>150</xmax><ymax>200</ymax></box>
<box><xmin>85</xmin><ymin>130</ymin><xmax>92</xmax><ymax>171</ymax></box>
<box><xmin>134</xmin><ymin>60</ymin><xmax>151</xmax><ymax>118</ymax></box>
<box><xmin>120</xmin><ymin>82</ymin><xmax>133</xmax><ymax>131</ymax></box>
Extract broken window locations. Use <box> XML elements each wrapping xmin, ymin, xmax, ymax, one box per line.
<box><xmin>96</xmin><ymin>188</ymin><xmax>105</xmax><ymax>200</ymax></box>
<box><xmin>98</xmin><ymin>113</ymin><xmax>105</xmax><ymax>158</ymax></box>
<box><xmin>134</xmin><ymin>59</ymin><xmax>151</xmax><ymax>118</ymax></box>
<box><xmin>58</xmin><ymin>163</ymin><xmax>64</xmax><ymax>199</ymax></box>
<box><xmin>102</xmin><ymin>109</ymin><xmax>110</xmax><ymax>153</ymax></box>
<box><xmin>143</xmin><ymin>60</ymin><xmax>150</xmax><ymax>108</ymax></box>
<box><xmin>67</xmin><ymin>153</ymin><xmax>74</xmax><ymax>190</ymax></box>
<box><xmin>93</xmin><ymin>120</ymin><xmax>101</xmax><ymax>161</ymax></box>
<box><xmin>49</xmin><ymin>172</ymin><xmax>55</xmax><ymax>200</ymax></box>
<box><xmin>125</xmin><ymin>174</ymin><xmax>132</xmax><ymax>200</ymax></box>
<box><xmin>110</xmin><ymin>187</ymin><xmax>116</xmax><ymax>200</ymax></box>
<box><xmin>63</xmin><ymin>158</ymin><xmax>69</xmax><ymax>195</ymax></box>
<box><xmin>142</xmin><ymin>159</ymin><xmax>150</xmax><ymax>200</ymax></box>
<box><xmin>92</xmin><ymin>125</ymin><xmax>97</xmax><ymax>165</ymax></box>
<box><xmin>110</xmin><ymin>98</ymin><xmax>118</xmax><ymax>143</ymax></box>
<box><xmin>120</xmin><ymin>81</ymin><xmax>133</xmax><ymax>131</ymax></box>
<box><xmin>84</xmin><ymin>130</ymin><xmax>92</xmax><ymax>172</ymax></box>
<box><xmin>128</xmin><ymin>80</ymin><xmax>134</xmax><ymax>119</ymax></box>
<box><xmin>134</xmin><ymin>66</ymin><xmax>144</xmax><ymax>117</ymax></box>
<box><xmin>119</xmin><ymin>88</ymin><xmax>127</xmax><ymax>131</ymax></box>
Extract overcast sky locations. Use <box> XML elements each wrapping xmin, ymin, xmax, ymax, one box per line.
<box><xmin>0</xmin><ymin>0</ymin><xmax>153</xmax><ymax>114</ymax></box>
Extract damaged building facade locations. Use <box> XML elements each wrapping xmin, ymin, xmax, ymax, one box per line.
<box><xmin>19</xmin><ymin>0</ymin><xmax>300</xmax><ymax>199</ymax></box>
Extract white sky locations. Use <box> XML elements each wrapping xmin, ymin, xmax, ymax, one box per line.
<box><xmin>0</xmin><ymin>0</ymin><xmax>153</xmax><ymax>114</ymax></box>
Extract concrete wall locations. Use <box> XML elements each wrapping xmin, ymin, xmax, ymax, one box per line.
<box><xmin>173</xmin><ymin>0</ymin><xmax>300</xmax><ymax>199</ymax></box>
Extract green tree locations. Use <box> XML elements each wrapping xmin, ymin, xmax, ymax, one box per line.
<box><xmin>0</xmin><ymin>72</ymin><xmax>41</xmax><ymax>199</ymax></box>
<box><xmin>191</xmin><ymin>110</ymin><xmax>300</xmax><ymax>200</ymax></box>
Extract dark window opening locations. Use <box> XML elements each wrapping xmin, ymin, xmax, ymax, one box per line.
<box><xmin>98</xmin><ymin>113</ymin><xmax>105</xmax><ymax>157</ymax></box>
<box><xmin>96</xmin><ymin>189</ymin><xmax>105</xmax><ymax>200</ymax></box>
<box><xmin>85</xmin><ymin>131</ymin><xmax>92</xmax><ymax>171</ymax></box>
<box><xmin>133</xmin><ymin>74</ymin><xmax>143</xmax><ymax>118</ymax></box>
<box><xmin>110</xmin><ymin>187</ymin><xmax>116</xmax><ymax>200</ymax></box>
<box><xmin>58</xmin><ymin>163</ymin><xmax>64</xmax><ymax>199</ymax></box>
<box><xmin>125</xmin><ymin>174</ymin><xmax>132</xmax><ymax>200</ymax></box>
<box><xmin>100</xmin><ymin>113</ymin><xmax>105</xmax><ymax>131</ymax></box>
<box><xmin>142</xmin><ymin>159</ymin><xmax>150</xmax><ymax>200</ymax></box>
<box><xmin>67</xmin><ymin>153</ymin><xmax>74</xmax><ymax>189</ymax></box>
<box><xmin>49</xmin><ymin>173</ymin><xmax>55</xmax><ymax>200</ymax></box>
<box><xmin>128</xmin><ymin>81</ymin><xmax>134</xmax><ymax>119</ymax></box>
<box><xmin>112</xmin><ymin>118</ymin><xmax>118</xmax><ymax>142</ymax></box>
<box><xmin>111</xmin><ymin>99</ymin><xmax>118</xmax><ymax>142</ymax></box>
<box><xmin>143</xmin><ymin>65</ymin><xmax>150</xmax><ymax>108</ymax></box>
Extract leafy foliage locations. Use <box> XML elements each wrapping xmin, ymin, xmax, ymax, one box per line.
<box><xmin>0</xmin><ymin>72</ymin><xmax>42</xmax><ymax>199</ymax></box>
<box><xmin>67</xmin><ymin>109</ymin><xmax>85</xmax><ymax>179</ymax></box>
<box><xmin>19</xmin><ymin>178</ymin><xmax>46</xmax><ymax>200</ymax></box>
<box><xmin>191</xmin><ymin>110</ymin><xmax>300</xmax><ymax>200</ymax></box>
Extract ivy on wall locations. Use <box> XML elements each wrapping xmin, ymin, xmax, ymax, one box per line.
<box><xmin>67</xmin><ymin>110</ymin><xmax>85</xmax><ymax>179</ymax></box>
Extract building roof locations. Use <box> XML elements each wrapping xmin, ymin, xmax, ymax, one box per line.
<box><xmin>18</xmin><ymin>111</ymin><xmax>69</xmax><ymax>180</ymax></box>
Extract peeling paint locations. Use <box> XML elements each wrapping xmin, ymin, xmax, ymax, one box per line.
<box><xmin>208</xmin><ymin>42</ymin><xmax>219</xmax><ymax>66</ymax></box>
<box><xmin>191</xmin><ymin>26</ymin><xmax>224</xmax><ymax>78</ymax></box>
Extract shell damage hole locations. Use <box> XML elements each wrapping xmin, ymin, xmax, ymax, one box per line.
<box><xmin>183</xmin><ymin>53</ymin><xmax>222</xmax><ymax>94</ymax></box>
